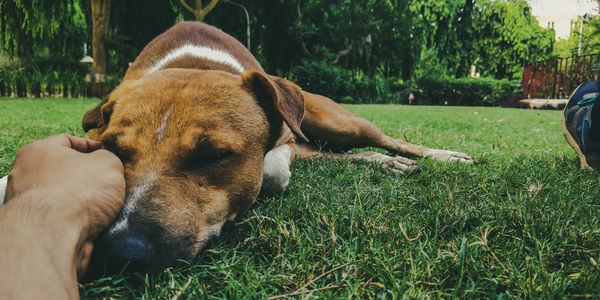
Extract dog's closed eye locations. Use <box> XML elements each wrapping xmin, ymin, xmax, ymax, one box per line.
<box><xmin>102</xmin><ymin>133</ymin><xmax>135</xmax><ymax>162</ymax></box>
<box><xmin>185</xmin><ymin>150</ymin><xmax>233</xmax><ymax>170</ymax></box>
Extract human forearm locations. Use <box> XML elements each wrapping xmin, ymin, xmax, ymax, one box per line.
<box><xmin>0</xmin><ymin>192</ymin><xmax>82</xmax><ymax>299</ymax></box>
<box><xmin>0</xmin><ymin>135</ymin><xmax>125</xmax><ymax>298</ymax></box>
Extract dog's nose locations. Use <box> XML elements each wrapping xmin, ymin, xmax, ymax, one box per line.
<box><xmin>85</xmin><ymin>232</ymin><xmax>156</xmax><ymax>279</ymax></box>
<box><xmin>112</xmin><ymin>235</ymin><xmax>153</xmax><ymax>261</ymax></box>
<box><xmin>96</xmin><ymin>232</ymin><xmax>154</xmax><ymax>268</ymax></box>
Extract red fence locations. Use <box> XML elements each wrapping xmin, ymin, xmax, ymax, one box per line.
<box><xmin>522</xmin><ymin>53</ymin><xmax>600</xmax><ymax>99</ymax></box>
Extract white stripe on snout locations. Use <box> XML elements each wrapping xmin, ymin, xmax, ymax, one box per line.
<box><xmin>108</xmin><ymin>172</ymin><xmax>156</xmax><ymax>235</ymax></box>
<box><xmin>156</xmin><ymin>110</ymin><xmax>171</xmax><ymax>141</ymax></box>
<box><xmin>198</xmin><ymin>222</ymin><xmax>225</xmax><ymax>243</ymax></box>
<box><xmin>147</xmin><ymin>44</ymin><xmax>245</xmax><ymax>74</ymax></box>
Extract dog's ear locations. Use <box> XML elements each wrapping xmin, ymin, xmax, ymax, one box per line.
<box><xmin>241</xmin><ymin>70</ymin><xmax>308</xmax><ymax>141</ymax></box>
<box><xmin>82</xmin><ymin>97</ymin><xmax>116</xmax><ymax>135</ymax></box>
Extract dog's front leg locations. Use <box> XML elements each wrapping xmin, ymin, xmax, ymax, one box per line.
<box><xmin>261</xmin><ymin>143</ymin><xmax>294</xmax><ymax>195</ymax></box>
<box><xmin>0</xmin><ymin>176</ymin><xmax>7</xmax><ymax>206</ymax></box>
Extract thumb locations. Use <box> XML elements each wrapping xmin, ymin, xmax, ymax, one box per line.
<box><xmin>44</xmin><ymin>134</ymin><xmax>102</xmax><ymax>153</ymax></box>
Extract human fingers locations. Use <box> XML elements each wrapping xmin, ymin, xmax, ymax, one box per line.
<box><xmin>89</xmin><ymin>149</ymin><xmax>125</xmax><ymax>172</ymax></box>
<box><xmin>88</xmin><ymin>149</ymin><xmax>126</xmax><ymax>208</ymax></box>
<box><xmin>76</xmin><ymin>241</ymin><xmax>94</xmax><ymax>280</ymax></box>
<box><xmin>42</xmin><ymin>134</ymin><xmax>102</xmax><ymax>153</ymax></box>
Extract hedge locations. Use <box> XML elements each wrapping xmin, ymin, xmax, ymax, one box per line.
<box><xmin>0</xmin><ymin>55</ymin><xmax>121</xmax><ymax>98</ymax></box>
<box><xmin>0</xmin><ymin>68</ymin><xmax>121</xmax><ymax>98</ymax></box>
<box><xmin>414</xmin><ymin>76</ymin><xmax>523</xmax><ymax>106</ymax></box>
<box><xmin>288</xmin><ymin>60</ymin><xmax>409</xmax><ymax>104</ymax></box>
<box><xmin>287</xmin><ymin>61</ymin><xmax>523</xmax><ymax>106</ymax></box>
<box><xmin>0</xmin><ymin>60</ymin><xmax>523</xmax><ymax>105</ymax></box>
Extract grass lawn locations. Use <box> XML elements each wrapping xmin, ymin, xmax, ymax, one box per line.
<box><xmin>1</xmin><ymin>97</ymin><xmax>599</xmax><ymax>298</ymax></box>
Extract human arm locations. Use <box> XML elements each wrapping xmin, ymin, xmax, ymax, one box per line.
<box><xmin>0</xmin><ymin>134</ymin><xmax>125</xmax><ymax>299</ymax></box>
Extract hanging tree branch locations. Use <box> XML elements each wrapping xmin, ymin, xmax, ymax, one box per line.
<box><xmin>295</xmin><ymin>0</ymin><xmax>314</xmax><ymax>59</ymax></box>
<box><xmin>179</xmin><ymin>0</ymin><xmax>195</xmax><ymax>13</ymax></box>
<box><xmin>180</xmin><ymin>0</ymin><xmax>221</xmax><ymax>21</ymax></box>
<box><xmin>330</xmin><ymin>42</ymin><xmax>353</xmax><ymax>65</ymax></box>
<box><xmin>294</xmin><ymin>0</ymin><xmax>354</xmax><ymax>63</ymax></box>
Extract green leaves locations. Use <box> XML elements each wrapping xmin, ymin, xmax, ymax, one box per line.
<box><xmin>554</xmin><ymin>15</ymin><xmax>600</xmax><ymax>58</ymax></box>
<box><xmin>473</xmin><ymin>0</ymin><xmax>554</xmax><ymax>79</ymax></box>
<box><xmin>415</xmin><ymin>76</ymin><xmax>521</xmax><ymax>106</ymax></box>
<box><xmin>0</xmin><ymin>0</ymin><xmax>561</xmax><ymax>91</ymax></box>
<box><xmin>0</xmin><ymin>0</ymin><xmax>87</xmax><ymax>65</ymax></box>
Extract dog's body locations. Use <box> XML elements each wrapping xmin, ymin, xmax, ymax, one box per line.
<box><xmin>0</xmin><ymin>22</ymin><xmax>471</xmax><ymax>272</ymax></box>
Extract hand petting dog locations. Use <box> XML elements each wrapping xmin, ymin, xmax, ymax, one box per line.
<box><xmin>0</xmin><ymin>134</ymin><xmax>125</xmax><ymax>299</ymax></box>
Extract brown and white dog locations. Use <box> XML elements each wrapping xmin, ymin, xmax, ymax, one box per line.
<box><xmin>0</xmin><ymin>22</ymin><xmax>472</xmax><ymax>273</ymax></box>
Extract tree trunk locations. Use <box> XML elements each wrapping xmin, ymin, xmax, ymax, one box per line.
<box><xmin>17</xmin><ymin>11</ymin><xmax>28</xmax><ymax>68</ymax></box>
<box><xmin>18</xmin><ymin>43</ymin><xmax>27</xmax><ymax>68</ymax></box>
<box><xmin>91</xmin><ymin>0</ymin><xmax>111</xmax><ymax>98</ymax></box>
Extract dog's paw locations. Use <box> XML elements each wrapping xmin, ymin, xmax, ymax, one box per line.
<box><xmin>366</xmin><ymin>153</ymin><xmax>419</xmax><ymax>174</ymax></box>
<box><xmin>384</xmin><ymin>156</ymin><xmax>420</xmax><ymax>174</ymax></box>
<box><xmin>423</xmin><ymin>149</ymin><xmax>473</xmax><ymax>164</ymax></box>
<box><xmin>261</xmin><ymin>144</ymin><xmax>293</xmax><ymax>195</ymax></box>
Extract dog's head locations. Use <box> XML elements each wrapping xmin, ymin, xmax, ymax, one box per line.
<box><xmin>83</xmin><ymin>69</ymin><xmax>305</xmax><ymax>273</ymax></box>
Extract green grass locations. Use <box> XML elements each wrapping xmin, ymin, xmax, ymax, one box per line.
<box><xmin>1</xmin><ymin>97</ymin><xmax>599</xmax><ymax>298</ymax></box>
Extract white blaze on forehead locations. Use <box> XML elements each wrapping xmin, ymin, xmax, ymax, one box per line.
<box><xmin>147</xmin><ymin>44</ymin><xmax>245</xmax><ymax>74</ymax></box>
<box><xmin>108</xmin><ymin>171</ymin><xmax>157</xmax><ymax>235</ymax></box>
<box><xmin>156</xmin><ymin>110</ymin><xmax>171</xmax><ymax>141</ymax></box>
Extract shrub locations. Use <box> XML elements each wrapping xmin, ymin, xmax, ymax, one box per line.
<box><xmin>287</xmin><ymin>61</ymin><xmax>522</xmax><ymax>106</ymax></box>
<box><xmin>0</xmin><ymin>67</ymin><xmax>91</xmax><ymax>98</ymax></box>
<box><xmin>0</xmin><ymin>56</ymin><xmax>97</xmax><ymax>98</ymax></box>
<box><xmin>415</xmin><ymin>76</ymin><xmax>523</xmax><ymax>106</ymax></box>
<box><xmin>287</xmin><ymin>60</ymin><xmax>409</xmax><ymax>104</ymax></box>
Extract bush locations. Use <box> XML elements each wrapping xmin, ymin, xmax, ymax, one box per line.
<box><xmin>0</xmin><ymin>67</ymin><xmax>91</xmax><ymax>98</ymax></box>
<box><xmin>104</xmin><ymin>75</ymin><xmax>122</xmax><ymax>95</ymax></box>
<box><xmin>415</xmin><ymin>76</ymin><xmax>523</xmax><ymax>106</ymax></box>
<box><xmin>0</xmin><ymin>55</ymin><xmax>98</xmax><ymax>98</ymax></box>
<box><xmin>0</xmin><ymin>68</ymin><xmax>25</xmax><ymax>97</ymax></box>
<box><xmin>287</xmin><ymin>61</ymin><xmax>522</xmax><ymax>106</ymax></box>
<box><xmin>287</xmin><ymin>60</ymin><xmax>409</xmax><ymax>104</ymax></box>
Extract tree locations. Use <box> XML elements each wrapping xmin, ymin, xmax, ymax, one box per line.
<box><xmin>0</xmin><ymin>0</ymin><xmax>28</xmax><ymax>67</ymax></box>
<box><xmin>190</xmin><ymin>0</ymin><xmax>300</xmax><ymax>72</ymax></box>
<box><xmin>0</xmin><ymin>0</ymin><xmax>87</xmax><ymax>67</ymax></box>
<box><xmin>0</xmin><ymin>0</ymin><xmax>558</xmax><ymax>90</ymax></box>
<box><xmin>287</xmin><ymin>0</ymin><xmax>416</xmax><ymax>79</ymax></box>
<box><xmin>91</xmin><ymin>0</ymin><xmax>110</xmax><ymax>97</ymax></box>
<box><xmin>409</xmin><ymin>0</ymin><xmax>478</xmax><ymax>78</ymax></box>
<box><xmin>179</xmin><ymin>0</ymin><xmax>220</xmax><ymax>21</ymax></box>
<box><xmin>473</xmin><ymin>0</ymin><xmax>554</xmax><ymax>79</ymax></box>
<box><xmin>553</xmin><ymin>38</ymin><xmax>575</xmax><ymax>58</ymax></box>
<box><xmin>557</xmin><ymin>15</ymin><xmax>600</xmax><ymax>57</ymax></box>
<box><xmin>106</xmin><ymin>0</ymin><xmax>179</xmax><ymax>76</ymax></box>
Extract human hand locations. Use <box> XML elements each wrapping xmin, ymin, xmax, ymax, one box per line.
<box><xmin>5</xmin><ymin>134</ymin><xmax>125</xmax><ymax>236</ymax></box>
<box><xmin>3</xmin><ymin>134</ymin><xmax>125</xmax><ymax>276</ymax></box>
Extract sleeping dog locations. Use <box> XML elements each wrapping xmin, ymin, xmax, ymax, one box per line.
<box><xmin>0</xmin><ymin>22</ymin><xmax>472</xmax><ymax>273</ymax></box>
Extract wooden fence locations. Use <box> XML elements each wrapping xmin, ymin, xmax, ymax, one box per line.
<box><xmin>522</xmin><ymin>53</ymin><xmax>600</xmax><ymax>99</ymax></box>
